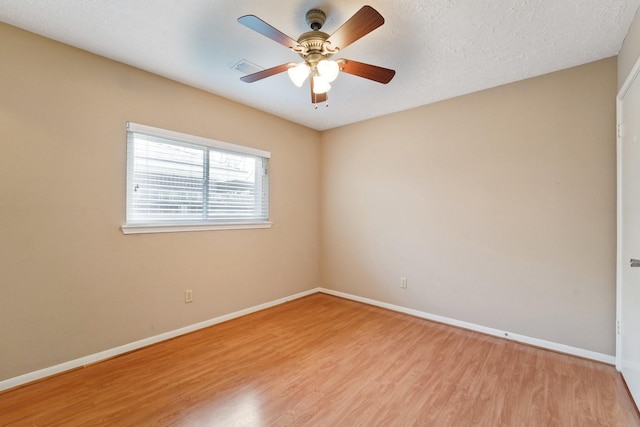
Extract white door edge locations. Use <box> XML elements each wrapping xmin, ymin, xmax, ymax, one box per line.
<box><xmin>616</xmin><ymin>55</ymin><xmax>640</xmax><ymax>372</ymax></box>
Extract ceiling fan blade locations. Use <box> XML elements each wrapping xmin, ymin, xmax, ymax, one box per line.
<box><xmin>338</xmin><ymin>59</ymin><xmax>396</xmax><ymax>84</ymax></box>
<box><xmin>310</xmin><ymin>79</ymin><xmax>328</xmax><ymax>104</ymax></box>
<box><xmin>240</xmin><ymin>64</ymin><xmax>289</xmax><ymax>83</ymax></box>
<box><xmin>238</xmin><ymin>15</ymin><xmax>299</xmax><ymax>50</ymax></box>
<box><xmin>327</xmin><ymin>6</ymin><xmax>384</xmax><ymax>50</ymax></box>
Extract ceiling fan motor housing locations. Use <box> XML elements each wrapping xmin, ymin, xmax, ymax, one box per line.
<box><xmin>297</xmin><ymin>31</ymin><xmax>333</xmax><ymax>63</ymax></box>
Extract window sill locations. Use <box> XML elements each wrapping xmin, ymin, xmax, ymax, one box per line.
<box><xmin>121</xmin><ymin>222</ymin><xmax>273</xmax><ymax>235</ymax></box>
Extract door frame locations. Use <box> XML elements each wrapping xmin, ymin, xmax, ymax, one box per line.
<box><xmin>616</xmin><ymin>55</ymin><xmax>640</xmax><ymax>371</ymax></box>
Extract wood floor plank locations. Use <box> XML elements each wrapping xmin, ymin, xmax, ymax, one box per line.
<box><xmin>0</xmin><ymin>293</ymin><xmax>638</xmax><ymax>426</ymax></box>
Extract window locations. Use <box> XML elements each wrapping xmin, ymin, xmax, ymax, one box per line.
<box><xmin>122</xmin><ymin>122</ymin><xmax>271</xmax><ymax>234</ymax></box>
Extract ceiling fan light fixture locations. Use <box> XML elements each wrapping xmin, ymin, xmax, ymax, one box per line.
<box><xmin>238</xmin><ymin>6</ymin><xmax>395</xmax><ymax>106</ymax></box>
<box><xmin>317</xmin><ymin>59</ymin><xmax>340</xmax><ymax>83</ymax></box>
<box><xmin>288</xmin><ymin>62</ymin><xmax>310</xmax><ymax>87</ymax></box>
<box><xmin>312</xmin><ymin>75</ymin><xmax>331</xmax><ymax>94</ymax></box>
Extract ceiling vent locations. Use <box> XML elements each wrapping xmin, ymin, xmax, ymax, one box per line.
<box><xmin>232</xmin><ymin>59</ymin><xmax>264</xmax><ymax>75</ymax></box>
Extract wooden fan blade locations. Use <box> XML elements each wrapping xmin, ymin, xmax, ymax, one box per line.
<box><xmin>238</xmin><ymin>15</ymin><xmax>299</xmax><ymax>49</ymax></box>
<box><xmin>338</xmin><ymin>59</ymin><xmax>395</xmax><ymax>84</ymax></box>
<box><xmin>240</xmin><ymin>64</ymin><xmax>289</xmax><ymax>83</ymax></box>
<box><xmin>310</xmin><ymin>79</ymin><xmax>328</xmax><ymax>104</ymax></box>
<box><xmin>327</xmin><ymin>6</ymin><xmax>384</xmax><ymax>50</ymax></box>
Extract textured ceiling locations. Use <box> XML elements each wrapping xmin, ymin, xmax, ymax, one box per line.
<box><xmin>1</xmin><ymin>0</ymin><xmax>638</xmax><ymax>130</ymax></box>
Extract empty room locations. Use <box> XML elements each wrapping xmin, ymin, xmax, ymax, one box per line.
<box><xmin>2</xmin><ymin>1</ymin><xmax>640</xmax><ymax>425</ymax></box>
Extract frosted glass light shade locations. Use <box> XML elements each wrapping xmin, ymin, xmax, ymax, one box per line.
<box><xmin>312</xmin><ymin>75</ymin><xmax>331</xmax><ymax>94</ymax></box>
<box><xmin>287</xmin><ymin>62</ymin><xmax>310</xmax><ymax>87</ymax></box>
<box><xmin>317</xmin><ymin>60</ymin><xmax>339</xmax><ymax>82</ymax></box>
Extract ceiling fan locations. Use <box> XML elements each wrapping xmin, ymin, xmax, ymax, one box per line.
<box><xmin>237</xmin><ymin>5</ymin><xmax>396</xmax><ymax>108</ymax></box>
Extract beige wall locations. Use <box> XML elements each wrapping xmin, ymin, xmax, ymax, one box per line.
<box><xmin>321</xmin><ymin>58</ymin><xmax>617</xmax><ymax>355</ymax></box>
<box><xmin>619</xmin><ymin>6</ymin><xmax>640</xmax><ymax>87</ymax></box>
<box><xmin>0</xmin><ymin>23</ymin><xmax>321</xmax><ymax>381</ymax></box>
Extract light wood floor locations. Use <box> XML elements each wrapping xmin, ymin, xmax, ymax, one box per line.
<box><xmin>1</xmin><ymin>293</ymin><xmax>638</xmax><ymax>426</ymax></box>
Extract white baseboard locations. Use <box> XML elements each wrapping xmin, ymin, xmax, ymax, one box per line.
<box><xmin>1</xmin><ymin>286</ymin><xmax>614</xmax><ymax>392</ymax></box>
<box><xmin>318</xmin><ymin>288</ymin><xmax>616</xmax><ymax>365</ymax></box>
<box><xmin>0</xmin><ymin>288</ymin><xmax>320</xmax><ymax>392</ymax></box>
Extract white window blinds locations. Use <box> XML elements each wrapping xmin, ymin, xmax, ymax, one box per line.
<box><xmin>125</xmin><ymin>123</ymin><xmax>269</xmax><ymax>230</ymax></box>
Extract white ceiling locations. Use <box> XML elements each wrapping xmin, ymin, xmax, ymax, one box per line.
<box><xmin>1</xmin><ymin>0</ymin><xmax>638</xmax><ymax>131</ymax></box>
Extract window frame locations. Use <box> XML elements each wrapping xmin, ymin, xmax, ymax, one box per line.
<box><xmin>121</xmin><ymin>122</ymin><xmax>272</xmax><ymax>235</ymax></box>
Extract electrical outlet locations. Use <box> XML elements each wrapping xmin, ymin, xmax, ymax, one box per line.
<box><xmin>185</xmin><ymin>289</ymin><xmax>193</xmax><ymax>303</ymax></box>
<box><xmin>400</xmin><ymin>277</ymin><xmax>407</xmax><ymax>289</ymax></box>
